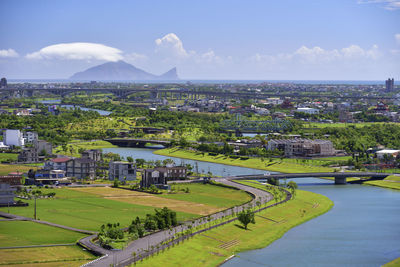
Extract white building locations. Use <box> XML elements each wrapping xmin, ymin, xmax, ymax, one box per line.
<box><xmin>3</xmin><ymin>129</ymin><xmax>24</xmax><ymax>147</ymax></box>
<box><xmin>376</xmin><ymin>149</ymin><xmax>400</xmax><ymax>159</ymax></box>
<box><xmin>109</xmin><ymin>161</ymin><xmax>136</xmax><ymax>181</ymax></box>
<box><xmin>0</xmin><ymin>183</ymin><xmax>16</xmax><ymax>205</ymax></box>
<box><xmin>23</xmin><ymin>131</ymin><xmax>38</xmax><ymax>143</ymax></box>
<box><xmin>296</xmin><ymin>107</ymin><xmax>319</xmax><ymax>115</ymax></box>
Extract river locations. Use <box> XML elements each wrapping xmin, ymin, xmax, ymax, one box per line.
<box><xmin>104</xmin><ymin>147</ymin><xmax>400</xmax><ymax>266</ymax></box>
<box><xmin>39</xmin><ymin>99</ymin><xmax>111</xmax><ymax>115</ymax></box>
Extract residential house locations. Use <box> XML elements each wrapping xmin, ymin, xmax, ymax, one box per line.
<box><xmin>34</xmin><ymin>140</ymin><xmax>52</xmax><ymax>156</ymax></box>
<box><xmin>81</xmin><ymin>149</ymin><xmax>102</xmax><ymax>162</ymax></box>
<box><xmin>3</xmin><ymin>129</ymin><xmax>24</xmax><ymax>147</ymax></box>
<box><xmin>108</xmin><ymin>161</ymin><xmax>136</xmax><ymax>181</ymax></box>
<box><xmin>44</xmin><ymin>157</ymin><xmax>70</xmax><ymax>171</ymax></box>
<box><xmin>18</xmin><ymin>147</ymin><xmax>40</xmax><ymax>163</ymax></box>
<box><xmin>23</xmin><ymin>131</ymin><xmax>38</xmax><ymax>143</ymax></box>
<box><xmin>0</xmin><ymin>183</ymin><xmax>16</xmax><ymax>205</ymax></box>
<box><xmin>66</xmin><ymin>158</ymin><xmax>96</xmax><ymax>179</ymax></box>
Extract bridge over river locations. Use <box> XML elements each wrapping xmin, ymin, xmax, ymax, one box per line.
<box><xmin>231</xmin><ymin>172</ymin><xmax>389</xmax><ymax>184</ymax></box>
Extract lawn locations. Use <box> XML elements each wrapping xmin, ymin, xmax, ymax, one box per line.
<box><xmin>0</xmin><ymin>221</ymin><xmax>87</xmax><ymax>247</ymax></box>
<box><xmin>0</xmin><ymin>187</ymin><xmax>198</xmax><ymax>232</ymax></box>
<box><xmin>160</xmin><ymin>183</ymin><xmax>252</xmax><ymax>209</ymax></box>
<box><xmin>0</xmin><ymin>164</ymin><xmax>37</xmax><ymax>175</ymax></box>
<box><xmin>155</xmin><ymin>148</ymin><xmax>334</xmax><ymax>173</ymax></box>
<box><xmin>364</xmin><ymin>175</ymin><xmax>400</xmax><ymax>190</ymax></box>
<box><xmin>306</xmin><ymin>122</ymin><xmax>400</xmax><ymax>128</ymax></box>
<box><xmin>0</xmin><ymin>245</ymin><xmax>95</xmax><ymax>266</ymax></box>
<box><xmin>53</xmin><ymin>140</ymin><xmax>116</xmax><ymax>157</ymax></box>
<box><xmin>133</xmin><ymin>183</ymin><xmax>333</xmax><ymax>267</ymax></box>
<box><xmin>0</xmin><ymin>153</ymin><xmax>18</xmax><ymax>162</ymax></box>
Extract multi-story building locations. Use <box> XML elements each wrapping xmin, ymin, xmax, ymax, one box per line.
<box><xmin>44</xmin><ymin>157</ymin><xmax>70</xmax><ymax>171</ymax></box>
<box><xmin>34</xmin><ymin>140</ymin><xmax>52</xmax><ymax>156</ymax></box>
<box><xmin>3</xmin><ymin>129</ymin><xmax>24</xmax><ymax>147</ymax></box>
<box><xmin>66</xmin><ymin>158</ymin><xmax>96</xmax><ymax>179</ymax></box>
<box><xmin>266</xmin><ymin>138</ymin><xmax>335</xmax><ymax>157</ymax></box>
<box><xmin>81</xmin><ymin>149</ymin><xmax>102</xmax><ymax>162</ymax></box>
<box><xmin>0</xmin><ymin>183</ymin><xmax>15</xmax><ymax>205</ymax></box>
<box><xmin>18</xmin><ymin>147</ymin><xmax>40</xmax><ymax>163</ymax></box>
<box><xmin>140</xmin><ymin>166</ymin><xmax>187</xmax><ymax>188</ymax></box>
<box><xmin>108</xmin><ymin>161</ymin><xmax>136</xmax><ymax>181</ymax></box>
<box><xmin>386</xmin><ymin>78</ymin><xmax>394</xmax><ymax>92</ymax></box>
<box><xmin>23</xmin><ymin>131</ymin><xmax>38</xmax><ymax>143</ymax></box>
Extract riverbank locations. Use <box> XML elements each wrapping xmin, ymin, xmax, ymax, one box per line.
<box><xmin>364</xmin><ymin>175</ymin><xmax>400</xmax><ymax>190</ymax></box>
<box><xmin>133</xmin><ymin>185</ymin><xmax>333</xmax><ymax>267</ymax></box>
<box><xmin>154</xmin><ymin>148</ymin><xmax>334</xmax><ymax>173</ymax></box>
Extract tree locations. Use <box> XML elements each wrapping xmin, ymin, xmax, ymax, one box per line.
<box><xmin>287</xmin><ymin>181</ymin><xmax>298</xmax><ymax>199</ymax></box>
<box><xmin>113</xmin><ymin>179</ymin><xmax>119</xmax><ymax>188</ymax></box>
<box><xmin>237</xmin><ymin>209</ymin><xmax>255</xmax><ymax>230</ymax></box>
<box><xmin>127</xmin><ymin>156</ymin><xmax>134</xmax><ymax>163</ymax></box>
<box><xmin>135</xmin><ymin>158</ymin><xmax>145</xmax><ymax>168</ymax></box>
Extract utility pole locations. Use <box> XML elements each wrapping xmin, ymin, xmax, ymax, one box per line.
<box><xmin>34</xmin><ymin>196</ymin><xmax>37</xmax><ymax>220</ymax></box>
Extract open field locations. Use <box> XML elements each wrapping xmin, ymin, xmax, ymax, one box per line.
<box><xmin>0</xmin><ymin>245</ymin><xmax>95</xmax><ymax>266</ymax></box>
<box><xmin>155</xmin><ymin>148</ymin><xmax>334</xmax><ymax>173</ymax></box>
<box><xmin>53</xmin><ymin>140</ymin><xmax>116</xmax><ymax>157</ymax></box>
<box><xmin>364</xmin><ymin>175</ymin><xmax>400</xmax><ymax>190</ymax></box>
<box><xmin>0</xmin><ymin>184</ymin><xmax>250</xmax><ymax>231</ymax></box>
<box><xmin>133</xmin><ymin>184</ymin><xmax>333</xmax><ymax>267</ymax></box>
<box><xmin>0</xmin><ymin>153</ymin><xmax>18</xmax><ymax>162</ymax></box>
<box><xmin>160</xmin><ymin>183</ymin><xmax>252</xmax><ymax>209</ymax></box>
<box><xmin>70</xmin><ymin>185</ymin><xmax>249</xmax><ymax>216</ymax></box>
<box><xmin>384</xmin><ymin>257</ymin><xmax>400</xmax><ymax>267</ymax></box>
<box><xmin>0</xmin><ymin>221</ymin><xmax>86</xmax><ymax>247</ymax></box>
<box><xmin>0</xmin><ymin>164</ymin><xmax>37</xmax><ymax>175</ymax></box>
<box><xmin>0</xmin><ymin>187</ymin><xmax>198</xmax><ymax>231</ymax></box>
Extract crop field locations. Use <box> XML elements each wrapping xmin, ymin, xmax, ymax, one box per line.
<box><xmin>0</xmin><ymin>221</ymin><xmax>86</xmax><ymax>247</ymax></box>
<box><xmin>160</xmin><ymin>183</ymin><xmax>252</xmax><ymax>209</ymax></box>
<box><xmin>0</xmin><ymin>187</ymin><xmax>198</xmax><ymax>231</ymax></box>
<box><xmin>0</xmin><ymin>163</ymin><xmax>37</xmax><ymax>175</ymax></box>
<box><xmin>0</xmin><ymin>184</ymin><xmax>250</xmax><ymax>231</ymax></box>
<box><xmin>0</xmin><ymin>245</ymin><xmax>95</xmax><ymax>266</ymax></box>
<box><xmin>71</xmin><ymin>185</ymin><xmax>251</xmax><ymax>215</ymax></box>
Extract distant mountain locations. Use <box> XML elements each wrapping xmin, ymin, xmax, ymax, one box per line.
<box><xmin>69</xmin><ymin>61</ymin><xmax>179</xmax><ymax>80</ymax></box>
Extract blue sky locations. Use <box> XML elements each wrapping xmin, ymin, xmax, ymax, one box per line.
<box><xmin>0</xmin><ymin>0</ymin><xmax>399</xmax><ymax>80</ymax></box>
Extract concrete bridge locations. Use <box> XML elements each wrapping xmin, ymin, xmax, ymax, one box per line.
<box><xmin>231</xmin><ymin>172</ymin><xmax>390</xmax><ymax>184</ymax></box>
<box><xmin>104</xmin><ymin>138</ymin><xmax>172</xmax><ymax>148</ymax></box>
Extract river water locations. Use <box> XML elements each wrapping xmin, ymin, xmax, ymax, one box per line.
<box><xmin>39</xmin><ymin>100</ymin><xmax>111</xmax><ymax>115</ymax></box>
<box><xmin>104</xmin><ymin>147</ymin><xmax>400</xmax><ymax>266</ymax></box>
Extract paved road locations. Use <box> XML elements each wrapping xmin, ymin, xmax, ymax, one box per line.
<box><xmin>82</xmin><ymin>178</ymin><xmax>273</xmax><ymax>267</ymax></box>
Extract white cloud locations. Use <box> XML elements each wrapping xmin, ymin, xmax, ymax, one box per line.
<box><xmin>250</xmin><ymin>44</ymin><xmax>381</xmax><ymax>65</ymax></box>
<box><xmin>155</xmin><ymin>33</ymin><xmax>189</xmax><ymax>58</ymax></box>
<box><xmin>0</xmin><ymin>49</ymin><xmax>19</xmax><ymax>58</ymax></box>
<box><xmin>357</xmin><ymin>0</ymin><xmax>400</xmax><ymax>10</ymax></box>
<box><xmin>395</xmin><ymin>33</ymin><xmax>400</xmax><ymax>44</ymax></box>
<box><xmin>26</xmin><ymin>42</ymin><xmax>123</xmax><ymax>62</ymax></box>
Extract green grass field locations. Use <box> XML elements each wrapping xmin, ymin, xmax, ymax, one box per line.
<box><xmin>0</xmin><ymin>187</ymin><xmax>198</xmax><ymax>231</ymax></box>
<box><xmin>364</xmin><ymin>175</ymin><xmax>400</xmax><ymax>190</ymax></box>
<box><xmin>0</xmin><ymin>153</ymin><xmax>18</xmax><ymax>162</ymax></box>
<box><xmin>155</xmin><ymin>148</ymin><xmax>334</xmax><ymax>173</ymax></box>
<box><xmin>0</xmin><ymin>184</ymin><xmax>251</xmax><ymax>231</ymax></box>
<box><xmin>160</xmin><ymin>183</ymin><xmax>252</xmax><ymax>208</ymax></box>
<box><xmin>0</xmin><ymin>221</ymin><xmax>87</xmax><ymax>247</ymax></box>
<box><xmin>384</xmin><ymin>257</ymin><xmax>400</xmax><ymax>267</ymax></box>
<box><xmin>53</xmin><ymin>140</ymin><xmax>116</xmax><ymax>157</ymax></box>
<box><xmin>0</xmin><ymin>164</ymin><xmax>37</xmax><ymax>175</ymax></box>
<box><xmin>305</xmin><ymin>122</ymin><xmax>400</xmax><ymax>128</ymax></box>
<box><xmin>133</xmin><ymin>183</ymin><xmax>333</xmax><ymax>267</ymax></box>
<box><xmin>0</xmin><ymin>245</ymin><xmax>95</xmax><ymax>266</ymax></box>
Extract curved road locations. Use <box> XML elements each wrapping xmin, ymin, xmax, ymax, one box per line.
<box><xmin>81</xmin><ymin>178</ymin><xmax>273</xmax><ymax>267</ymax></box>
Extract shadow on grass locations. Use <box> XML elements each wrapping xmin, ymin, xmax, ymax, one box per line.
<box><xmin>234</xmin><ymin>224</ymin><xmax>251</xmax><ymax>230</ymax></box>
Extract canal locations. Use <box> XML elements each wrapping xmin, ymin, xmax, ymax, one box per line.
<box><xmin>104</xmin><ymin>147</ymin><xmax>400</xmax><ymax>266</ymax></box>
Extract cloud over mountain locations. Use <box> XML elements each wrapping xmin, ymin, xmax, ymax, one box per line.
<box><xmin>26</xmin><ymin>42</ymin><xmax>123</xmax><ymax>62</ymax></box>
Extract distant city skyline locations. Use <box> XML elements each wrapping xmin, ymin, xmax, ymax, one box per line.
<box><xmin>0</xmin><ymin>0</ymin><xmax>399</xmax><ymax>80</ymax></box>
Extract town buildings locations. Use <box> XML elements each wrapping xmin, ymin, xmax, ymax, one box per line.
<box><xmin>141</xmin><ymin>166</ymin><xmax>187</xmax><ymax>188</ymax></box>
<box><xmin>266</xmin><ymin>138</ymin><xmax>335</xmax><ymax>157</ymax></box>
<box><xmin>385</xmin><ymin>78</ymin><xmax>394</xmax><ymax>92</ymax></box>
<box><xmin>3</xmin><ymin>129</ymin><xmax>24</xmax><ymax>147</ymax></box>
<box><xmin>108</xmin><ymin>161</ymin><xmax>136</xmax><ymax>181</ymax></box>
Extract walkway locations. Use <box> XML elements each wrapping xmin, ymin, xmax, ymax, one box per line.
<box><xmin>81</xmin><ymin>178</ymin><xmax>274</xmax><ymax>267</ymax></box>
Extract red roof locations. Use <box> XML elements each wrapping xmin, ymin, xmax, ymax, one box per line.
<box><xmin>51</xmin><ymin>157</ymin><xmax>71</xmax><ymax>163</ymax></box>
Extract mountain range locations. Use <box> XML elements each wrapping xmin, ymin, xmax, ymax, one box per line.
<box><xmin>69</xmin><ymin>61</ymin><xmax>179</xmax><ymax>80</ymax></box>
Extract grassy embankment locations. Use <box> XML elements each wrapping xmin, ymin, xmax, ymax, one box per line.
<box><xmin>132</xmin><ymin>181</ymin><xmax>333</xmax><ymax>267</ymax></box>
<box><xmin>53</xmin><ymin>140</ymin><xmax>116</xmax><ymax>157</ymax></box>
<box><xmin>384</xmin><ymin>257</ymin><xmax>400</xmax><ymax>267</ymax></box>
<box><xmin>0</xmin><ymin>164</ymin><xmax>38</xmax><ymax>176</ymax></box>
<box><xmin>0</xmin><ymin>184</ymin><xmax>250</xmax><ymax>232</ymax></box>
<box><xmin>0</xmin><ymin>153</ymin><xmax>18</xmax><ymax>162</ymax></box>
<box><xmin>364</xmin><ymin>175</ymin><xmax>400</xmax><ymax>190</ymax></box>
<box><xmin>0</xmin><ymin>221</ymin><xmax>94</xmax><ymax>267</ymax></box>
<box><xmin>155</xmin><ymin>147</ymin><xmax>334</xmax><ymax>173</ymax></box>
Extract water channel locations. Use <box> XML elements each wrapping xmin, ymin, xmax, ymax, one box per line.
<box><xmin>104</xmin><ymin>147</ymin><xmax>400</xmax><ymax>266</ymax></box>
<box><xmin>39</xmin><ymin>99</ymin><xmax>111</xmax><ymax>115</ymax></box>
